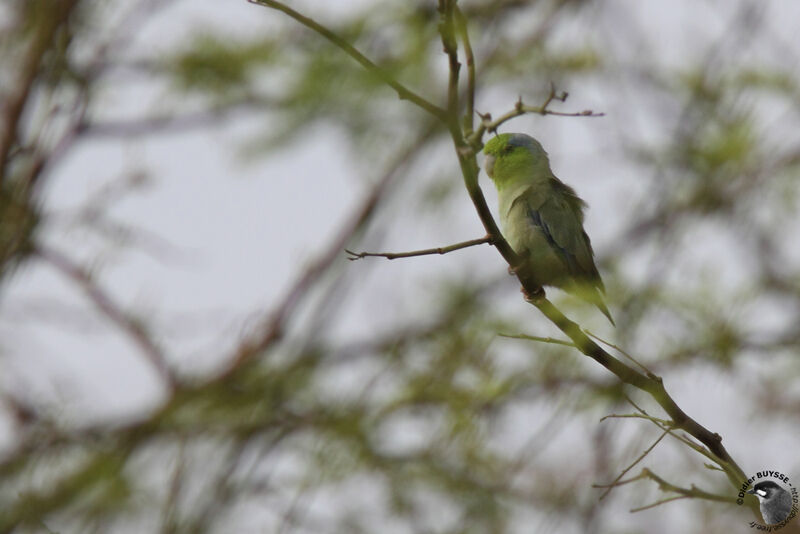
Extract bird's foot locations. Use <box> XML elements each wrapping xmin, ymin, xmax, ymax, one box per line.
<box><xmin>508</xmin><ymin>261</ymin><xmax>527</xmax><ymax>276</ymax></box>
<box><xmin>522</xmin><ymin>286</ymin><xmax>545</xmax><ymax>303</ymax></box>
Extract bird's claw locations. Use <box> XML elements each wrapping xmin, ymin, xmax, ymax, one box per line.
<box><xmin>522</xmin><ymin>286</ymin><xmax>545</xmax><ymax>303</ymax></box>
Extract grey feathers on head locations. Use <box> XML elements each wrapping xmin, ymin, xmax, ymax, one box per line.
<box><xmin>506</xmin><ymin>133</ymin><xmax>546</xmax><ymax>154</ymax></box>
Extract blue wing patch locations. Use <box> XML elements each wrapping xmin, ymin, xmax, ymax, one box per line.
<box><xmin>527</xmin><ymin>207</ymin><xmax>580</xmax><ymax>274</ymax></box>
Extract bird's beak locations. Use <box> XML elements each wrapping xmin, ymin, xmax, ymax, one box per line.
<box><xmin>746</xmin><ymin>489</ymin><xmax>755</xmax><ymax>495</ymax></box>
<box><xmin>484</xmin><ymin>154</ymin><xmax>495</xmax><ymax>178</ymax></box>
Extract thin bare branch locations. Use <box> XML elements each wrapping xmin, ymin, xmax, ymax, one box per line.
<box><xmin>596</xmin><ymin>426</ymin><xmax>672</xmax><ymax>500</ymax></box>
<box><xmin>630</xmin><ymin>495</ymin><xmax>691</xmax><ymax>512</ymax></box>
<box><xmin>345</xmin><ymin>236</ymin><xmax>492</xmax><ymax>261</ymax></box>
<box><xmin>435</xmin><ymin>0</ymin><xmax>520</xmax><ymax>286</ymax></box>
<box><xmin>587</xmin><ymin>330</ymin><xmax>654</xmax><ymax>376</ymax></box>
<box><xmin>454</xmin><ymin>6</ymin><xmax>476</xmax><ymax>135</ymax></box>
<box><xmin>248</xmin><ymin>0</ymin><xmax>447</xmax><ymax>121</ymax></box>
<box><xmin>497</xmin><ymin>332</ymin><xmax>575</xmax><ymax>348</ymax></box>
<box><xmin>468</xmin><ymin>84</ymin><xmax>604</xmax><ymax>148</ymax></box>
<box><xmin>622</xmin><ymin>396</ymin><xmax>721</xmax><ymax>465</ymax></box>
<box><xmin>594</xmin><ymin>468</ymin><xmax>735</xmax><ymax>512</ymax></box>
<box><xmin>635</xmin><ymin>468</ymin><xmax>737</xmax><ymax>508</ymax></box>
<box><xmin>515</xmin><ymin>294</ymin><xmax>746</xmax><ymax>488</ymax></box>
<box><xmin>600</xmin><ymin>413</ymin><xmax>672</xmax><ymax>426</ymax></box>
<box><xmin>439</xmin><ymin>0</ymin><xmax>461</xmax><ymax>124</ymax></box>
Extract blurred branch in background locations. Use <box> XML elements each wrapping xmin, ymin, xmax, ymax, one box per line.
<box><xmin>36</xmin><ymin>244</ymin><xmax>176</xmax><ymax>390</ymax></box>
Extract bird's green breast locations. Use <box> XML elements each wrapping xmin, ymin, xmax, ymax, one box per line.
<box><xmin>498</xmin><ymin>185</ymin><xmax>571</xmax><ymax>288</ymax></box>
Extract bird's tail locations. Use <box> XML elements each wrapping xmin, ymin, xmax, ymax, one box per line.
<box><xmin>595</xmin><ymin>300</ymin><xmax>615</xmax><ymax>327</ymax></box>
<box><xmin>569</xmin><ymin>283</ymin><xmax>615</xmax><ymax>326</ymax></box>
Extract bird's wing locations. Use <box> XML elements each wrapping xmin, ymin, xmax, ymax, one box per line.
<box><xmin>507</xmin><ymin>180</ymin><xmax>614</xmax><ymax>324</ymax></box>
<box><xmin>521</xmin><ymin>179</ymin><xmax>603</xmax><ymax>290</ymax></box>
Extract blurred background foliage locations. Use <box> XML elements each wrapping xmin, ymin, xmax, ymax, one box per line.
<box><xmin>1</xmin><ymin>0</ymin><xmax>800</xmax><ymax>533</ymax></box>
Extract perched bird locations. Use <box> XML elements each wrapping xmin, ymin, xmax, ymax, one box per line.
<box><xmin>748</xmin><ymin>481</ymin><xmax>793</xmax><ymax>525</ymax></box>
<box><xmin>483</xmin><ymin>133</ymin><xmax>613</xmax><ymax>324</ymax></box>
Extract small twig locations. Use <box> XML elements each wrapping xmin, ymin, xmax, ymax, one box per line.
<box><xmin>621</xmin><ymin>396</ymin><xmax>720</xmax><ymax>465</ymax></box>
<box><xmin>586</xmin><ymin>331</ymin><xmax>653</xmax><ymax>376</ymax></box>
<box><xmin>438</xmin><ymin>0</ymin><xmax>460</xmax><ymax>122</ymax></box>
<box><xmin>485</xmin><ymin>102</ymin><xmax>603</xmax><ymax>130</ymax></box>
<box><xmin>497</xmin><ymin>332</ymin><xmax>575</xmax><ymax>348</ymax></box>
<box><xmin>468</xmin><ymin>86</ymin><xmax>604</xmax><ymax>147</ymax></box>
<box><xmin>454</xmin><ymin>5</ymin><xmax>475</xmax><ymax>135</ymax></box>
<box><xmin>704</xmin><ymin>463</ymin><xmax>725</xmax><ymax>472</ymax></box>
<box><xmin>623</xmin><ymin>393</ymin><xmax>648</xmax><ymax>415</ymax></box>
<box><xmin>630</xmin><ymin>495</ymin><xmax>691</xmax><ymax>512</ymax></box>
<box><xmin>671</xmin><ymin>432</ymin><xmax>720</xmax><ymax>463</ymax></box>
<box><xmin>599</xmin><ymin>413</ymin><xmax>673</xmax><ymax>426</ymax></box>
<box><xmin>345</xmin><ymin>236</ymin><xmax>492</xmax><ymax>261</ymax></box>
<box><xmin>539</xmin><ymin>81</ymin><xmax>568</xmax><ymax>111</ymax></box>
<box><xmin>596</xmin><ymin>426</ymin><xmax>672</xmax><ymax>500</ymax></box>
<box><xmin>525</xmin><ymin>298</ymin><xmax>746</xmax><ymax>489</ymax></box>
<box><xmin>594</xmin><ymin>468</ymin><xmax>735</xmax><ymax>512</ymax></box>
<box><xmin>592</xmin><ymin>470</ymin><xmax>648</xmax><ymax>490</ymax></box>
<box><xmin>637</xmin><ymin>469</ymin><xmax>736</xmax><ymax>509</ymax></box>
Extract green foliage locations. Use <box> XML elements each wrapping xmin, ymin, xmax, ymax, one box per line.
<box><xmin>733</xmin><ymin>68</ymin><xmax>797</xmax><ymax>94</ymax></box>
<box><xmin>170</xmin><ymin>34</ymin><xmax>277</xmax><ymax>97</ymax></box>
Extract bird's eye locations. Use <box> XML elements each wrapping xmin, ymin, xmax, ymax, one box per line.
<box><xmin>503</xmin><ymin>145</ymin><xmax>513</xmax><ymax>153</ymax></box>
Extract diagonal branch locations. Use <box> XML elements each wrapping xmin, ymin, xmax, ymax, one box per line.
<box><xmin>0</xmin><ymin>0</ymin><xmax>81</xmax><ymax>186</ymax></box>
<box><xmin>345</xmin><ymin>236</ymin><xmax>492</xmax><ymax>261</ymax></box>
<box><xmin>587</xmin><ymin>330</ymin><xmax>653</xmax><ymax>376</ymax></box>
<box><xmin>35</xmin><ymin>245</ymin><xmax>177</xmax><ymax>392</ymax></box>
<box><xmin>524</xmin><ymin>296</ymin><xmax>746</xmax><ymax>487</ymax></box>
<box><xmin>636</xmin><ymin>468</ymin><xmax>736</xmax><ymax>509</ymax></box>
<box><xmin>454</xmin><ymin>6</ymin><xmax>476</xmax><ymax>135</ymax></box>
<box><xmin>497</xmin><ymin>332</ymin><xmax>575</xmax><ymax>348</ymax></box>
<box><xmin>248</xmin><ymin>0</ymin><xmax>447</xmax><ymax>122</ymax></box>
<box><xmin>596</xmin><ymin>425</ymin><xmax>672</xmax><ymax>500</ymax></box>
<box><xmin>593</xmin><ymin>468</ymin><xmax>736</xmax><ymax>512</ymax></box>
<box><xmin>439</xmin><ymin>0</ymin><xmax>461</xmax><ymax>125</ymax></box>
<box><xmin>621</xmin><ymin>396</ymin><xmax>724</xmax><ymax>466</ymax></box>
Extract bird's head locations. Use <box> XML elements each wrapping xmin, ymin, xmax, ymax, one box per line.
<box><xmin>482</xmin><ymin>133</ymin><xmax>549</xmax><ymax>183</ymax></box>
<box><xmin>747</xmin><ymin>481</ymin><xmax>784</xmax><ymax>501</ymax></box>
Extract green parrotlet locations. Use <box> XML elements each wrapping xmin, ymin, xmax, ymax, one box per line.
<box><xmin>483</xmin><ymin>133</ymin><xmax>613</xmax><ymax>325</ymax></box>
